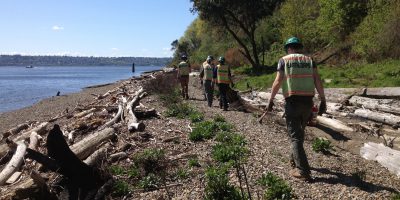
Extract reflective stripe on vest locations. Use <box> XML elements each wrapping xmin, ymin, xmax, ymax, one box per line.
<box><xmin>178</xmin><ymin>61</ymin><xmax>189</xmax><ymax>76</ymax></box>
<box><xmin>282</xmin><ymin>54</ymin><xmax>315</xmax><ymax>98</ymax></box>
<box><xmin>202</xmin><ymin>62</ymin><xmax>213</xmax><ymax>81</ymax></box>
<box><xmin>217</xmin><ymin>64</ymin><xmax>230</xmax><ymax>84</ymax></box>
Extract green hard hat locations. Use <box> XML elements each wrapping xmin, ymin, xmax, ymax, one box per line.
<box><xmin>206</xmin><ymin>55</ymin><xmax>214</xmax><ymax>61</ymax></box>
<box><xmin>284</xmin><ymin>37</ymin><xmax>303</xmax><ymax>49</ymax></box>
<box><xmin>218</xmin><ymin>56</ymin><xmax>225</xmax><ymax>63</ymax></box>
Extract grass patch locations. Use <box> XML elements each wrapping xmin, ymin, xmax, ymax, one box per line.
<box><xmin>212</xmin><ymin>132</ymin><xmax>248</xmax><ymax>163</ymax></box>
<box><xmin>133</xmin><ymin>148</ymin><xmax>165</xmax><ymax>175</ymax></box>
<box><xmin>189</xmin><ymin>119</ymin><xmax>234</xmax><ymax>142</ymax></box>
<box><xmin>138</xmin><ymin>173</ymin><xmax>160</xmax><ymax>190</ymax></box>
<box><xmin>392</xmin><ymin>193</ymin><xmax>400</xmax><ymax>200</ymax></box>
<box><xmin>188</xmin><ymin>158</ymin><xmax>201</xmax><ymax>167</ymax></box>
<box><xmin>109</xmin><ymin>165</ymin><xmax>125</xmax><ymax>176</ymax></box>
<box><xmin>257</xmin><ymin>172</ymin><xmax>292</xmax><ymax>200</ymax></box>
<box><xmin>112</xmin><ymin>180</ymin><xmax>130</xmax><ymax>196</ymax></box>
<box><xmin>175</xmin><ymin>168</ymin><xmax>189</xmax><ymax>180</ymax></box>
<box><xmin>165</xmin><ymin>102</ymin><xmax>196</xmax><ymax>119</ymax></box>
<box><xmin>312</xmin><ymin>138</ymin><xmax>333</xmax><ymax>153</ymax></box>
<box><xmin>204</xmin><ymin>166</ymin><xmax>242</xmax><ymax>200</ymax></box>
<box><xmin>189</xmin><ymin>111</ymin><xmax>204</xmax><ymax>123</ymax></box>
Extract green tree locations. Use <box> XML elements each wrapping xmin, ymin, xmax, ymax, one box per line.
<box><xmin>190</xmin><ymin>0</ymin><xmax>282</xmax><ymax>71</ymax></box>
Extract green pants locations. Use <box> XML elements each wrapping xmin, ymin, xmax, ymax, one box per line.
<box><xmin>285</xmin><ymin>96</ymin><xmax>313</xmax><ymax>175</ymax></box>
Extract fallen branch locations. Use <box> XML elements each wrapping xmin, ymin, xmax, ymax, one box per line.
<box><xmin>0</xmin><ymin>141</ymin><xmax>27</xmax><ymax>185</ymax></box>
<box><xmin>127</xmin><ymin>88</ymin><xmax>146</xmax><ymax>132</ymax></box>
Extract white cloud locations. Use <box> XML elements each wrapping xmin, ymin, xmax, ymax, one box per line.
<box><xmin>52</xmin><ymin>25</ymin><xmax>64</xmax><ymax>31</ymax></box>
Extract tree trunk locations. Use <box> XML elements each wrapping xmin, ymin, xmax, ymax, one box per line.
<box><xmin>354</xmin><ymin>109</ymin><xmax>400</xmax><ymax>126</ymax></box>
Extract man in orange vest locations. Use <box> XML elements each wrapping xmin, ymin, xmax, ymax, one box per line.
<box><xmin>216</xmin><ymin>56</ymin><xmax>233</xmax><ymax>111</ymax></box>
<box><xmin>177</xmin><ymin>55</ymin><xmax>191</xmax><ymax>99</ymax></box>
<box><xmin>267</xmin><ymin>37</ymin><xmax>327</xmax><ymax>181</ymax></box>
<box><xmin>200</xmin><ymin>55</ymin><xmax>215</xmax><ymax>107</ymax></box>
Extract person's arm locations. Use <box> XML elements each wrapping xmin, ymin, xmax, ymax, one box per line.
<box><xmin>269</xmin><ymin>71</ymin><xmax>284</xmax><ymax>102</ymax></box>
<box><xmin>199</xmin><ymin>65</ymin><xmax>204</xmax><ymax>79</ymax></box>
<box><xmin>313</xmin><ymin>67</ymin><xmax>325</xmax><ymax>101</ymax></box>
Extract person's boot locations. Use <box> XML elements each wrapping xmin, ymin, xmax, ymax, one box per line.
<box><xmin>290</xmin><ymin>168</ymin><xmax>312</xmax><ymax>182</ymax></box>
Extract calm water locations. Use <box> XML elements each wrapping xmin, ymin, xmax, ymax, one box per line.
<box><xmin>0</xmin><ymin>65</ymin><xmax>162</xmax><ymax>113</ymax></box>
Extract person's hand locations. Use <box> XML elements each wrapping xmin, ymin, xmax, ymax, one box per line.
<box><xmin>267</xmin><ymin>101</ymin><xmax>274</xmax><ymax>112</ymax></box>
<box><xmin>318</xmin><ymin>100</ymin><xmax>327</xmax><ymax>115</ymax></box>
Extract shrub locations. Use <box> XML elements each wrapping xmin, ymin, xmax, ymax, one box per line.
<box><xmin>189</xmin><ymin>120</ymin><xmax>234</xmax><ymax>142</ymax></box>
<box><xmin>127</xmin><ymin>166</ymin><xmax>140</xmax><ymax>178</ymax></box>
<box><xmin>312</xmin><ymin>138</ymin><xmax>332</xmax><ymax>153</ymax></box>
<box><xmin>257</xmin><ymin>172</ymin><xmax>292</xmax><ymax>200</ymax></box>
<box><xmin>133</xmin><ymin>148</ymin><xmax>165</xmax><ymax>174</ymax></box>
<box><xmin>212</xmin><ymin>142</ymin><xmax>248</xmax><ymax>163</ymax></box>
<box><xmin>112</xmin><ymin>180</ymin><xmax>130</xmax><ymax>196</ymax></box>
<box><xmin>138</xmin><ymin>173</ymin><xmax>160</xmax><ymax>190</ymax></box>
<box><xmin>204</xmin><ymin>166</ymin><xmax>242</xmax><ymax>200</ymax></box>
<box><xmin>213</xmin><ymin>114</ymin><xmax>226</xmax><ymax>122</ymax></box>
<box><xmin>159</xmin><ymin>87</ymin><xmax>181</xmax><ymax>105</ymax></box>
<box><xmin>189</xmin><ymin>111</ymin><xmax>204</xmax><ymax>123</ymax></box>
<box><xmin>165</xmin><ymin>102</ymin><xmax>194</xmax><ymax>119</ymax></box>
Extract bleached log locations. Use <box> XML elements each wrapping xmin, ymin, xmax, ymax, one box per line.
<box><xmin>28</xmin><ymin>131</ymin><xmax>39</xmax><ymax>151</ymax></box>
<box><xmin>354</xmin><ymin>109</ymin><xmax>400</xmax><ymax>126</ymax></box>
<box><xmin>0</xmin><ymin>122</ymin><xmax>48</xmax><ymax>158</ymax></box>
<box><xmin>349</xmin><ymin>96</ymin><xmax>400</xmax><ymax>115</ymax></box>
<box><xmin>360</xmin><ymin>142</ymin><xmax>400</xmax><ymax>177</ymax></box>
<box><xmin>101</xmin><ymin>103</ymin><xmax>123</xmax><ymax>128</ymax></box>
<box><xmin>0</xmin><ymin>141</ymin><xmax>27</xmax><ymax>185</ymax></box>
<box><xmin>6</xmin><ymin>123</ymin><xmax>29</xmax><ymax>136</ymax></box>
<box><xmin>127</xmin><ymin>88</ymin><xmax>146</xmax><ymax>132</ymax></box>
<box><xmin>70</xmin><ymin>127</ymin><xmax>116</xmax><ymax>160</ymax></box>
<box><xmin>74</xmin><ymin>108</ymin><xmax>96</xmax><ymax>118</ymax></box>
<box><xmin>316</xmin><ymin>116</ymin><xmax>354</xmax><ymax>132</ymax></box>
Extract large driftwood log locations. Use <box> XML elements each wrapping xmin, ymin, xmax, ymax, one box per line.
<box><xmin>127</xmin><ymin>88</ymin><xmax>146</xmax><ymax>132</ymax></box>
<box><xmin>0</xmin><ymin>141</ymin><xmax>27</xmax><ymax>185</ymax></box>
<box><xmin>349</xmin><ymin>96</ymin><xmax>400</xmax><ymax>115</ymax></box>
<box><xmin>360</xmin><ymin>142</ymin><xmax>400</xmax><ymax>177</ymax></box>
<box><xmin>83</xmin><ymin>145</ymin><xmax>108</xmax><ymax>166</ymax></box>
<box><xmin>101</xmin><ymin>103</ymin><xmax>123</xmax><ymax>128</ymax></box>
<box><xmin>354</xmin><ymin>109</ymin><xmax>400</xmax><ymax>126</ymax></box>
<box><xmin>316</xmin><ymin>116</ymin><xmax>354</xmax><ymax>132</ymax></box>
<box><xmin>70</xmin><ymin>127</ymin><xmax>115</xmax><ymax>160</ymax></box>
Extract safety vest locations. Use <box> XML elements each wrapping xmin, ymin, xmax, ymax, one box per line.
<box><xmin>217</xmin><ymin>64</ymin><xmax>230</xmax><ymax>84</ymax></box>
<box><xmin>281</xmin><ymin>54</ymin><xmax>315</xmax><ymax>97</ymax></box>
<box><xmin>202</xmin><ymin>61</ymin><xmax>214</xmax><ymax>81</ymax></box>
<box><xmin>178</xmin><ymin>61</ymin><xmax>189</xmax><ymax>76</ymax></box>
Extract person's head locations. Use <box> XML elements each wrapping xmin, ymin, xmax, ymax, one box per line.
<box><xmin>284</xmin><ymin>37</ymin><xmax>303</xmax><ymax>53</ymax></box>
<box><xmin>206</xmin><ymin>55</ymin><xmax>214</xmax><ymax>63</ymax></box>
<box><xmin>181</xmin><ymin>54</ymin><xmax>188</xmax><ymax>61</ymax></box>
<box><xmin>218</xmin><ymin>56</ymin><xmax>225</xmax><ymax>65</ymax></box>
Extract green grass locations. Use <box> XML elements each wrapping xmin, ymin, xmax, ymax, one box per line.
<box><xmin>204</xmin><ymin>166</ymin><xmax>242</xmax><ymax>200</ymax></box>
<box><xmin>188</xmin><ymin>157</ymin><xmax>201</xmax><ymax>167</ymax></box>
<box><xmin>257</xmin><ymin>172</ymin><xmax>292</xmax><ymax>200</ymax></box>
<box><xmin>138</xmin><ymin>173</ymin><xmax>160</xmax><ymax>190</ymax></box>
<box><xmin>133</xmin><ymin>148</ymin><xmax>165</xmax><ymax>174</ymax></box>
<box><xmin>232</xmin><ymin>59</ymin><xmax>400</xmax><ymax>91</ymax></box>
<box><xmin>312</xmin><ymin>138</ymin><xmax>333</xmax><ymax>153</ymax></box>
<box><xmin>112</xmin><ymin>180</ymin><xmax>130</xmax><ymax>196</ymax></box>
<box><xmin>109</xmin><ymin>165</ymin><xmax>125</xmax><ymax>175</ymax></box>
<box><xmin>189</xmin><ymin>119</ymin><xmax>234</xmax><ymax>142</ymax></box>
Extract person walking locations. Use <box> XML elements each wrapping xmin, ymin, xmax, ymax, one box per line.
<box><xmin>216</xmin><ymin>56</ymin><xmax>233</xmax><ymax>111</ymax></box>
<box><xmin>267</xmin><ymin>37</ymin><xmax>327</xmax><ymax>181</ymax></box>
<box><xmin>177</xmin><ymin>55</ymin><xmax>190</xmax><ymax>99</ymax></box>
<box><xmin>200</xmin><ymin>55</ymin><xmax>215</xmax><ymax>107</ymax></box>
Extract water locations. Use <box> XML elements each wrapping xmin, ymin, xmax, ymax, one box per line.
<box><xmin>0</xmin><ymin>65</ymin><xmax>162</xmax><ymax>113</ymax></box>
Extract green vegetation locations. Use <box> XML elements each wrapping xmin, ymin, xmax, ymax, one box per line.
<box><xmin>312</xmin><ymin>138</ymin><xmax>333</xmax><ymax>153</ymax></box>
<box><xmin>189</xmin><ymin>119</ymin><xmax>233</xmax><ymax>142</ymax></box>
<box><xmin>138</xmin><ymin>173</ymin><xmax>160</xmax><ymax>190</ymax></box>
<box><xmin>188</xmin><ymin>157</ymin><xmax>201</xmax><ymax>168</ymax></box>
<box><xmin>133</xmin><ymin>148</ymin><xmax>166</xmax><ymax>174</ymax></box>
<box><xmin>109</xmin><ymin>165</ymin><xmax>125</xmax><ymax>176</ymax></box>
<box><xmin>257</xmin><ymin>172</ymin><xmax>293</xmax><ymax>200</ymax></box>
<box><xmin>204</xmin><ymin>166</ymin><xmax>242</xmax><ymax>200</ymax></box>
<box><xmin>392</xmin><ymin>193</ymin><xmax>400</xmax><ymax>200</ymax></box>
<box><xmin>175</xmin><ymin>168</ymin><xmax>190</xmax><ymax>180</ymax></box>
<box><xmin>189</xmin><ymin>111</ymin><xmax>204</xmax><ymax>123</ymax></box>
<box><xmin>112</xmin><ymin>180</ymin><xmax>130</xmax><ymax>196</ymax></box>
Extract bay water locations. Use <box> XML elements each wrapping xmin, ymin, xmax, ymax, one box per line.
<box><xmin>0</xmin><ymin>65</ymin><xmax>162</xmax><ymax>113</ymax></box>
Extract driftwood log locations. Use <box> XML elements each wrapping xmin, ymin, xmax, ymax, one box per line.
<box><xmin>360</xmin><ymin>142</ymin><xmax>400</xmax><ymax>177</ymax></box>
<box><xmin>354</xmin><ymin>109</ymin><xmax>400</xmax><ymax>127</ymax></box>
<box><xmin>101</xmin><ymin>103</ymin><xmax>123</xmax><ymax>128</ymax></box>
<box><xmin>349</xmin><ymin>96</ymin><xmax>400</xmax><ymax>115</ymax></box>
<box><xmin>70</xmin><ymin>127</ymin><xmax>116</xmax><ymax>160</ymax></box>
<box><xmin>316</xmin><ymin>116</ymin><xmax>354</xmax><ymax>132</ymax></box>
<box><xmin>127</xmin><ymin>88</ymin><xmax>146</xmax><ymax>132</ymax></box>
<box><xmin>0</xmin><ymin>141</ymin><xmax>27</xmax><ymax>185</ymax></box>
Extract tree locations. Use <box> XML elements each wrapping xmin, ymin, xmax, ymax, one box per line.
<box><xmin>190</xmin><ymin>0</ymin><xmax>282</xmax><ymax>71</ymax></box>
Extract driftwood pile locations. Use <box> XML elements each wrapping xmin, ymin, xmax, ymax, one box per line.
<box><xmin>238</xmin><ymin>88</ymin><xmax>400</xmax><ymax>177</ymax></box>
<box><xmin>0</xmin><ymin>69</ymin><xmax>172</xmax><ymax>199</ymax></box>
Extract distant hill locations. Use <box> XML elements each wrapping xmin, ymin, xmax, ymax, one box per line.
<box><xmin>0</xmin><ymin>55</ymin><xmax>171</xmax><ymax>66</ymax></box>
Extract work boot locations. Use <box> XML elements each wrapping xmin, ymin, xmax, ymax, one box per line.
<box><xmin>290</xmin><ymin>168</ymin><xmax>312</xmax><ymax>182</ymax></box>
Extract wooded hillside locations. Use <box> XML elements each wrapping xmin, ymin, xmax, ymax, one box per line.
<box><xmin>171</xmin><ymin>0</ymin><xmax>400</xmax><ymax>70</ymax></box>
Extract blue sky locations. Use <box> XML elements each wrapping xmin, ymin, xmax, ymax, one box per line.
<box><xmin>0</xmin><ymin>0</ymin><xmax>197</xmax><ymax>57</ymax></box>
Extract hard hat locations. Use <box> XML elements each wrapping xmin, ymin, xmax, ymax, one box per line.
<box><xmin>218</xmin><ymin>56</ymin><xmax>225</xmax><ymax>63</ymax></box>
<box><xmin>181</xmin><ymin>54</ymin><xmax>188</xmax><ymax>60</ymax></box>
<box><xmin>284</xmin><ymin>37</ymin><xmax>303</xmax><ymax>49</ymax></box>
<box><xmin>206</xmin><ymin>55</ymin><xmax>214</xmax><ymax>61</ymax></box>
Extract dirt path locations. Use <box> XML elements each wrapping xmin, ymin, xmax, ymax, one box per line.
<box><xmin>180</xmin><ymin>78</ymin><xmax>400</xmax><ymax>199</ymax></box>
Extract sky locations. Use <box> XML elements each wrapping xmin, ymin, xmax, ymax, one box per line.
<box><xmin>0</xmin><ymin>0</ymin><xmax>197</xmax><ymax>57</ymax></box>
